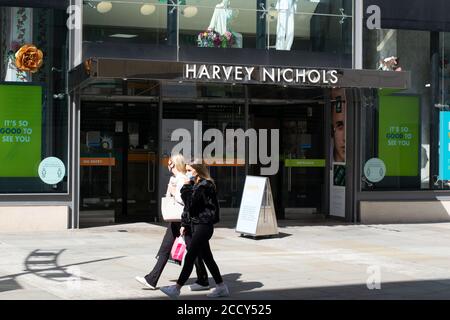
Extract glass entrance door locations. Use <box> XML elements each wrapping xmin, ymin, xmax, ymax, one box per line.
<box><xmin>162</xmin><ymin>102</ymin><xmax>245</xmax><ymax>213</ymax></box>
<box><xmin>124</xmin><ymin>103</ymin><xmax>159</xmax><ymax>221</ymax></box>
<box><xmin>80</xmin><ymin>101</ymin><xmax>159</xmax><ymax>226</ymax></box>
<box><xmin>249</xmin><ymin>103</ymin><xmax>326</xmax><ymax>219</ymax></box>
<box><xmin>280</xmin><ymin>105</ymin><xmax>326</xmax><ymax>216</ymax></box>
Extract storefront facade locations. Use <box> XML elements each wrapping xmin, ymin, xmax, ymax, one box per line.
<box><xmin>0</xmin><ymin>0</ymin><xmax>447</xmax><ymax>231</ymax></box>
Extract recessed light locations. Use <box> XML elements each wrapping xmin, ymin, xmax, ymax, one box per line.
<box><xmin>97</xmin><ymin>1</ymin><xmax>112</xmax><ymax>13</ymax></box>
<box><xmin>182</xmin><ymin>6</ymin><xmax>198</xmax><ymax>18</ymax></box>
<box><xmin>109</xmin><ymin>34</ymin><xmax>138</xmax><ymax>38</ymax></box>
<box><xmin>140</xmin><ymin>4</ymin><xmax>156</xmax><ymax>15</ymax></box>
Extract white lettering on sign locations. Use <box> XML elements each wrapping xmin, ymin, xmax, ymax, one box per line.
<box><xmin>183</xmin><ymin>64</ymin><xmax>340</xmax><ymax>86</ymax></box>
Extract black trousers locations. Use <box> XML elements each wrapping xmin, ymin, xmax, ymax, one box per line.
<box><xmin>177</xmin><ymin>223</ymin><xmax>223</xmax><ymax>286</ymax></box>
<box><xmin>145</xmin><ymin>222</ymin><xmax>209</xmax><ymax>287</ymax></box>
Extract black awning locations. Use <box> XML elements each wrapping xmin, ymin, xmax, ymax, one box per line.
<box><xmin>364</xmin><ymin>0</ymin><xmax>450</xmax><ymax>31</ymax></box>
<box><xmin>69</xmin><ymin>59</ymin><xmax>411</xmax><ymax>92</ymax></box>
<box><xmin>0</xmin><ymin>0</ymin><xmax>69</xmax><ymax>9</ymax></box>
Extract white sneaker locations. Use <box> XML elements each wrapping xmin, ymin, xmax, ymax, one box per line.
<box><xmin>135</xmin><ymin>276</ymin><xmax>156</xmax><ymax>290</ymax></box>
<box><xmin>207</xmin><ymin>284</ymin><xmax>229</xmax><ymax>298</ymax></box>
<box><xmin>160</xmin><ymin>285</ymin><xmax>180</xmax><ymax>299</ymax></box>
<box><xmin>189</xmin><ymin>283</ymin><xmax>210</xmax><ymax>291</ymax></box>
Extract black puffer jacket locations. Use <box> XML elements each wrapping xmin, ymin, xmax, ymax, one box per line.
<box><xmin>180</xmin><ymin>178</ymin><xmax>220</xmax><ymax>226</ymax></box>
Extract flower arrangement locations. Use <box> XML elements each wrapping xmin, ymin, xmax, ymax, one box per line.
<box><xmin>197</xmin><ymin>29</ymin><xmax>236</xmax><ymax>48</ymax></box>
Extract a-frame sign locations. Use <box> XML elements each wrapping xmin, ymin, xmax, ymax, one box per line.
<box><xmin>236</xmin><ymin>176</ymin><xmax>278</xmax><ymax>238</ymax></box>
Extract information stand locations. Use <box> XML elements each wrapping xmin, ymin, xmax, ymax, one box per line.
<box><xmin>235</xmin><ymin>176</ymin><xmax>278</xmax><ymax>238</ymax></box>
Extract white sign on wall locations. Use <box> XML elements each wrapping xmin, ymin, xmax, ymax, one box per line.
<box><xmin>236</xmin><ymin>176</ymin><xmax>278</xmax><ymax>237</ymax></box>
<box><xmin>38</xmin><ymin>157</ymin><xmax>65</xmax><ymax>185</ymax></box>
<box><xmin>364</xmin><ymin>158</ymin><xmax>386</xmax><ymax>183</ymax></box>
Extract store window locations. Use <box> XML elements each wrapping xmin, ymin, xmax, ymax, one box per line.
<box><xmin>82</xmin><ymin>0</ymin><xmax>352</xmax><ymax>61</ymax></box>
<box><xmin>362</xmin><ymin>26</ymin><xmax>449</xmax><ymax>190</ymax></box>
<box><xmin>0</xmin><ymin>6</ymin><xmax>69</xmax><ymax>193</ymax></box>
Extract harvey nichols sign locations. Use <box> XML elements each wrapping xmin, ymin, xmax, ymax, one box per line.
<box><xmin>183</xmin><ymin>63</ymin><xmax>340</xmax><ymax>86</ymax></box>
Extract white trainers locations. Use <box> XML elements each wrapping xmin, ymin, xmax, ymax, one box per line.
<box><xmin>207</xmin><ymin>284</ymin><xmax>230</xmax><ymax>298</ymax></box>
<box><xmin>189</xmin><ymin>283</ymin><xmax>210</xmax><ymax>291</ymax></box>
<box><xmin>135</xmin><ymin>276</ymin><xmax>156</xmax><ymax>290</ymax></box>
<box><xmin>160</xmin><ymin>285</ymin><xmax>180</xmax><ymax>299</ymax></box>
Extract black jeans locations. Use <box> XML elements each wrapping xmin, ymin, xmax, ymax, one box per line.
<box><xmin>145</xmin><ymin>222</ymin><xmax>209</xmax><ymax>287</ymax></box>
<box><xmin>177</xmin><ymin>223</ymin><xmax>223</xmax><ymax>286</ymax></box>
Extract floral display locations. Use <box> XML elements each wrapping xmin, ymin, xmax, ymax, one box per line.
<box><xmin>15</xmin><ymin>44</ymin><xmax>44</xmax><ymax>73</ymax></box>
<box><xmin>197</xmin><ymin>29</ymin><xmax>236</xmax><ymax>48</ymax></box>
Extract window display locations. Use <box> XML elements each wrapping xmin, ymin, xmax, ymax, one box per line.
<box><xmin>275</xmin><ymin>0</ymin><xmax>297</xmax><ymax>51</ymax></box>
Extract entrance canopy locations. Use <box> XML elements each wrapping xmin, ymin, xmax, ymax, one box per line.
<box><xmin>69</xmin><ymin>59</ymin><xmax>411</xmax><ymax>92</ymax></box>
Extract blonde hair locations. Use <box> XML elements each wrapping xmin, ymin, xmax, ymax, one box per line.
<box><xmin>171</xmin><ymin>154</ymin><xmax>186</xmax><ymax>174</ymax></box>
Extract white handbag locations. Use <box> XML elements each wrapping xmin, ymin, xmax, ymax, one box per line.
<box><xmin>161</xmin><ymin>196</ymin><xmax>184</xmax><ymax>222</ymax></box>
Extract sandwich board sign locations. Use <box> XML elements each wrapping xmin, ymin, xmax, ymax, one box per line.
<box><xmin>236</xmin><ymin>176</ymin><xmax>278</xmax><ymax>237</ymax></box>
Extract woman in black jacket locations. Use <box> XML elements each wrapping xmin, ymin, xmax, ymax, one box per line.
<box><xmin>135</xmin><ymin>155</ymin><xmax>209</xmax><ymax>291</ymax></box>
<box><xmin>160</xmin><ymin>161</ymin><xmax>229</xmax><ymax>299</ymax></box>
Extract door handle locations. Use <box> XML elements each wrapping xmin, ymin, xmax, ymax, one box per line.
<box><xmin>287</xmin><ymin>154</ymin><xmax>292</xmax><ymax>192</ymax></box>
<box><xmin>148</xmin><ymin>152</ymin><xmax>156</xmax><ymax>193</ymax></box>
<box><xmin>234</xmin><ymin>165</ymin><xmax>238</xmax><ymax>192</ymax></box>
<box><xmin>288</xmin><ymin>167</ymin><xmax>292</xmax><ymax>192</ymax></box>
<box><xmin>108</xmin><ymin>152</ymin><xmax>112</xmax><ymax>194</ymax></box>
<box><xmin>147</xmin><ymin>152</ymin><xmax>151</xmax><ymax>193</ymax></box>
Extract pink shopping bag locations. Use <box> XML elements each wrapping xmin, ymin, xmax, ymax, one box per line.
<box><xmin>171</xmin><ymin>236</ymin><xmax>187</xmax><ymax>263</ymax></box>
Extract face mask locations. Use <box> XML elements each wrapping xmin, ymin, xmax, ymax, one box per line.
<box><xmin>186</xmin><ymin>172</ymin><xmax>195</xmax><ymax>180</ymax></box>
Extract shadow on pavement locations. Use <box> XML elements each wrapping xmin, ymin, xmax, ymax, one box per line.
<box><xmin>139</xmin><ymin>279</ymin><xmax>450</xmax><ymax>300</ymax></box>
<box><xmin>170</xmin><ymin>273</ymin><xmax>264</xmax><ymax>294</ymax></box>
<box><xmin>0</xmin><ymin>278</ymin><xmax>22</xmax><ymax>293</ymax></box>
<box><xmin>0</xmin><ymin>249</ymin><xmax>126</xmax><ymax>293</ymax></box>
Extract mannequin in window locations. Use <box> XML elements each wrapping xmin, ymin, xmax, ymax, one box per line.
<box><xmin>207</xmin><ymin>0</ymin><xmax>242</xmax><ymax>48</ymax></box>
<box><xmin>4</xmin><ymin>43</ymin><xmax>28</xmax><ymax>82</ymax></box>
<box><xmin>276</xmin><ymin>0</ymin><xmax>297</xmax><ymax>51</ymax></box>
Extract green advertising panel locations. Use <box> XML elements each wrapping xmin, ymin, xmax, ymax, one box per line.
<box><xmin>378</xmin><ymin>93</ymin><xmax>420</xmax><ymax>177</ymax></box>
<box><xmin>0</xmin><ymin>84</ymin><xmax>42</xmax><ymax>177</ymax></box>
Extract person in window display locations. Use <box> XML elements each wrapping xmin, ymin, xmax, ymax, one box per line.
<box><xmin>331</xmin><ymin>88</ymin><xmax>346</xmax><ymax>187</ymax></box>
<box><xmin>331</xmin><ymin>88</ymin><xmax>346</xmax><ymax>163</ymax></box>
<box><xmin>206</xmin><ymin>0</ymin><xmax>242</xmax><ymax>48</ymax></box>
<box><xmin>275</xmin><ymin>0</ymin><xmax>298</xmax><ymax>51</ymax></box>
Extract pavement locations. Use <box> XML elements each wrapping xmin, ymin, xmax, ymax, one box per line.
<box><xmin>1</xmin><ymin>220</ymin><xmax>450</xmax><ymax>300</ymax></box>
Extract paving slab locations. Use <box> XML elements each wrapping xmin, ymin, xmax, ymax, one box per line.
<box><xmin>1</xmin><ymin>222</ymin><xmax>450</xmax><ymax>299</ymax></box>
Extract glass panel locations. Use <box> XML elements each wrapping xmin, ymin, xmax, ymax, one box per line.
<box><xmin>80</xmin><ymin>102</ymin><xmax>124</xmax><ymax>225</ymax></box>
<box><xmin>83</xmin><ymin>1</ymin><xmax>168</xmax><ymax>45</ymax></box>
<box><xmin>248</xmin><ymin>85</ymin><xmax>326</xmax><ymax>218</ymax></box>
<box><xmin>178</xmin><ymin>0</ymin><xmax>352</xmax><ymax>53</ymax></box>
<box><xmin>359</xmin><ymin>88</ymin><xmax>423</xmax><ymax>191</ymax></box>
<box><xmin>162</xmin><ymin>83</ymin><xmax>245</xmax><ymax>210</ymax></box>
<box><xmin>362</xmin><ymin>27</ymin><xmax>450</xmax><ymax>191</ymax></box>
<box><xmin>126</xmin><ymin>103</ymin><xmax>159</xmax><ymax>220</ymax></box>
<box><xmin>267</xmin><ymin>0</ymin><xmax>352</xmax><ymax>54</ymax></box>
<box><xmin>80</xmin><ymin>101</ymin><xmax>159</xmax><ymax>226</ymax></box>
<box><xmin>0</xmin><ymin>6</ymin><xmax>69</xmax><ymax>193</ymax></box>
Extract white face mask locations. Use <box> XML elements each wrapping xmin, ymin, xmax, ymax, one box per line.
<box><xmin>186</xmin><ymin>171</ymin><xmax>195</xmax><ymax>180</ymax></box>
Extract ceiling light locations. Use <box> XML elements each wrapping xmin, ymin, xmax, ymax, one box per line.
<box><xmin>140</xmin><ymin>4</ymin><xmax>156</xmax><ymax>15</ymax></box>
<box><xmin>109</xmin><ymin>34</ymin><xmax>138</xmax><ymax>38</ymax></box>
<box><xmin>268</xmin><ymin>9</ymin><xmax>278</xmax><ymax>20</ymax></box>
<box><xmin>97</xmin><ymin>1</ymin><xmax>112</xmax><ymax>13</ymax></box>
<box><xmin>182</xmin><ymin>6</ymin><xmax>198</xmax><ymax>18</ymax></box>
